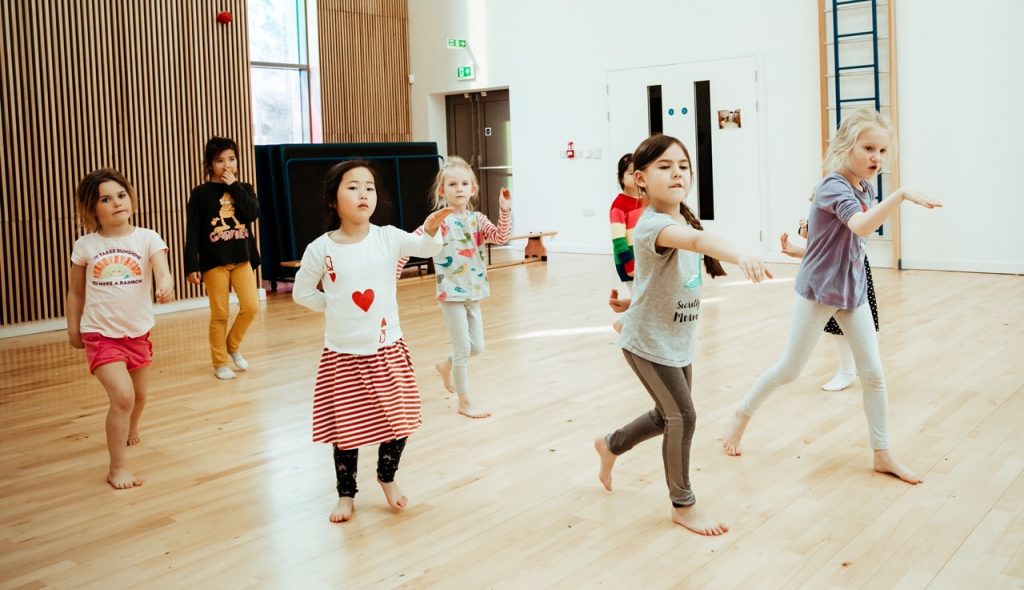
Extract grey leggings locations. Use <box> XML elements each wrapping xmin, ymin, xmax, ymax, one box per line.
<box><xmin>608</xmin><ymin>351</ymin><xmax>696</xmax><ymax>508</ymax></box>
<box><xmin>738</xmin><ymin>295</ymin><xmax>890</xmax><ymax>449</ymax></box>
<box><xmin>440</xmin><ymin>300</ymin><xmax>484</xmax><ymax>394</ymax></box>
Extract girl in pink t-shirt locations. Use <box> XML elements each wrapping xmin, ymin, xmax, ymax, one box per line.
<box><xmin>66</xmin><ymin>169</ymin><xmax>174</xmax><ymax>490</ymax></box>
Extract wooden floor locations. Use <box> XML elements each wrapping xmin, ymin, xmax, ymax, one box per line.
<box><xmin>1</xmin><ymin>253</ymin><xmax>1022</xmax><ymax>589</ymax></box>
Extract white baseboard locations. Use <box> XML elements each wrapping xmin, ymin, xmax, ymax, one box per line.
<box><xmin>899</xmin><ymin>259</ymin><xmax>1024</xmax><ymax>275</ymax></box>
<box><xmin>0</xmin><ymin>289</ymin><xmax>267</xmax><ymax>339</ymax></box>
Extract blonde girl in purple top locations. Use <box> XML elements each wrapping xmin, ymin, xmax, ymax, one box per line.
<box><xmin>721</xmin><ymin>108</ymin><xmax>942</xmax><ymax>484</ymax></box>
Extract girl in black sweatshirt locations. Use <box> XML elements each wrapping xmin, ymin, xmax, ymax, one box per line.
<box><xmin>184</xmin><ymin>137</ymin><xmax>261</xmax><ymax>380</ymax></box>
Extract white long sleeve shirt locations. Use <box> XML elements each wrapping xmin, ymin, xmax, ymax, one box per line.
<box><xmin>293</xmin><ymin>225</ymin><xmax>442</xmax><ymax>354</ymax></box>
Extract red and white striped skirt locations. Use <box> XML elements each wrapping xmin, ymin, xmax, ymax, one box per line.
<box><xmin>311</xmin><ymin>339</ymin><xmax>422</xmax><ymax>449</ymax></box>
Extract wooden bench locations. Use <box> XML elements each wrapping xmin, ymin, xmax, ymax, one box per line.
<box><xmin>270</xmin><ymin>258</ymin><xmax>433</xmax><ymax>291</ymax></box>
<box><xmin>507</xmin><ymin>231</ymin><xmax>558</xmax><ymax>262</ymax></box>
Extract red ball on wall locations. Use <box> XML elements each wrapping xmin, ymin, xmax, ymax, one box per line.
<box><xmin>216</xmin><ymin>11</ymin><xmax>232</xmax><ymax>24</ymax></box>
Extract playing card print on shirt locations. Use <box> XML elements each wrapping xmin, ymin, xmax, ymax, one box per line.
<box><xmin>325</xmin><ymin>255</ymin><xmax>336</xmax><ymax>282</ymax></box>
<box><xmin>352</xmin><ymin>289</ymin><xmax>374</xmax><ymax>312</ymax></box>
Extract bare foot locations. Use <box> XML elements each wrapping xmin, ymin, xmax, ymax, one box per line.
<box><xmin>330</xmin><ymin>497</ymin><xmax>354</xmax><ymax>522</ymax></box>
<box><xmin>594</xmin><ymin>435</ymin><xmax>616</xmax><ymax>491</ymax></box>
<box><xmin>106</xmin><ymin>467</ymin><xmax>143</xmax><ymax>490</ymax></box>
<box><xmin>721</xmin><ymin>410</ymin><xmax>750</xmax><ymax>456</ymax></box>
<box><xmin>435</xmin><ymin>359</ymin><xmax>454</xmax><ymax>393</ymax></box>
<box><xmin>379</xmin><ymin>480</ymin><xmax>408</xmax><ymax>511</ymax></box>
<box><xmin>126</xmin><ymin>431</ymin><xmax>141</xmax><ymax>446</ymax></box>
<box><xmin>873</xmin><ymin>450</ymin><xmax>923</xmax><ymax>484</ymax></box>
<box><xmin>671</xmin><ymin>505</ymin><xmax>729</xmax><ymax>536</ymax></box>
<box><xmin>458</xmin><ymin>400</ymin><xmax>491</xmax><ymax>419</ymax></box>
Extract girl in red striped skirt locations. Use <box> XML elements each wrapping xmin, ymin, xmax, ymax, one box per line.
<box><xmin>293</xmin><ymin>160</ymin><xmax>453</xmax><ymax>523</ymax></box>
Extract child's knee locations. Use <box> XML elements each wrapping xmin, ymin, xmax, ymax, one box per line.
<box><xmin>238</xmin><ymin>299</ymin><xmax>259</xmax><ymax>318</ymax></box>
<box><xmin>469</xmin><ymin>342</ymin><xmax>484</xmax><ymax>357</ymax></box>
<box><xmin>859</xmin><ymin>369</ymin><xmax>886</xmax><ymax>391</ymax></box>
<box><xmin>109</xmin><ymin>393</ymin><xmax>134</xmax><ymax>413</ymax></box>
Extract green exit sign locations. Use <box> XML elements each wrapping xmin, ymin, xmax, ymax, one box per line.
<box><xmin>457</xmin><ymin>65</ymin><xmax>475</xmax><ymax>80</ymax></box>
<box><xmin>446</xmin><ymin>38</ymin><xmax>467</xmax><ymax>48</ymax></box>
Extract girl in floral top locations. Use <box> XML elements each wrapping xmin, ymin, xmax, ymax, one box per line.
<box><xmin>398</xmin><ymin>156</ymin><xmax>511</xmax><ymax>418</ymax></box>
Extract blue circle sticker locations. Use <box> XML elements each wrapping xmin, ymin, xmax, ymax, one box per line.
<box><xmin>668</xmin><ymin>108</ymin><xmax>675</xmax><ymax>116</ymax></box>
<box><xmin>681</xmin><ymin>107</ymin><xmax>689</xmax><ymax>115</ymax></box>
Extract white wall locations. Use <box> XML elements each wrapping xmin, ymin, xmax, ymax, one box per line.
<box><xmin>896</xmin><ymin>0</ymin><xmax>1024</xmax><ymax>273</ymax></box>
<box><xmin>407</xmin><ymin>0</ymin><xmax>1024</xmax><ymax>274</ymax></box>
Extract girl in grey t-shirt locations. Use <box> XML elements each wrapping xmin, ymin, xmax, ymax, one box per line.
<box><xmin>722</xmin><ymin>108</ymin><xmax>942</xmax><ymax>485</ymax></box>
<box><xmin>594</xmin><ymin>134</ymin><xmax>771</xmax><ymax>536</ymax></box>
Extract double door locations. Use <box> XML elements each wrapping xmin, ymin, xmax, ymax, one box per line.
<box><xmin>445</xmin><ymin>89</ymin><xmax>512</xmax><ymax>224</ymax></box>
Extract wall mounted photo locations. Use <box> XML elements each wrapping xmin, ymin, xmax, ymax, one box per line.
<box><xmin>718</xmin><ymin>109</ymin><xmax>741</xmax><ymax>129</ymax></box>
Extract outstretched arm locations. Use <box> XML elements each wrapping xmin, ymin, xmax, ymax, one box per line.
<box><xmin>656</xmin><ymin>225</ymin><xmax>772</xmax><ymax>283</ymax></box>
<box><xmin>846</xmin><ymin>189</ymin><xmax>942</xmax><ymax>238</ymax></box>
<box><xmin>395</xmin><ymin>225</ymin><xmax>425</xmax><ymax>278</ymax></box>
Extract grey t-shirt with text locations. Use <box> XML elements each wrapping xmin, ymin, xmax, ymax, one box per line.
<box><xmin>619</xmin><ymin>208</ymin><xmax>703</xmax><ymax>368</ymax></box>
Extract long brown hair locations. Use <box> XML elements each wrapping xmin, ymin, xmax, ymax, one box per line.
<box><xmin>631</xmin><ymin>134</ymin><xmax>726</xmax><ymax>278</ymax></box>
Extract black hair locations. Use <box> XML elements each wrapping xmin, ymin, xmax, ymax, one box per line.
<box><xmin>616</xmin><ymin>153</ymin><xmax>633</xmax><ymax>190</ymax></box>
<box><xmin>323</xmin><ymin>159</ymin><xmax>388</xmax><ymax>230</ymax></box>
<box><xmin>203</xmin><ymin>137</ymin><xmax>239</xmax><ymax>178</ymax></box>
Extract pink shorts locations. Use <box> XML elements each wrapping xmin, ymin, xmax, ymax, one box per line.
<box><xmin>82</xmin><ymin>332</ymin><xmax>153</xmax><ymax>374</ymax></box>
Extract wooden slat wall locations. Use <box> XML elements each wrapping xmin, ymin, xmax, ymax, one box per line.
<box><xmin>318</xmin><ymin>0</ymin><xmax>410</xmax><ymax>143</ymax></box>
<box><xmin>0</xmin><ymin>0</ymin><xmax>255</xmax><ymax>326</ymax></box>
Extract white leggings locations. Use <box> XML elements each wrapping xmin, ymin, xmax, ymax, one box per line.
<box><xmin>439</xmin><ymin>300</ymin><xmax>484</xmax><ymax>395</ymax></box>
<box><xmin>738</xmin><ymin>295</ymin><xmax>890</xmax><ymax>449</ymax></box>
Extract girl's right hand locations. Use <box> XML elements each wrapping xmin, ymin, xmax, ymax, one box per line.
<box><xmin>423</xmin><ymin>207</ymin><xmax>455</xmax><ymax>236</ymax></box>
<box><xmin>186</xmin><ymin>272</ymin><xmax>202</xmax><ymax>285</ymax></box>
<box><xmin>69</xmin><ymin>331</ymin><xmax>83</xmax><ymax>349</ymax></box>
<box><xmin>900</xmin><ymin>189</ymin><xmax>943</xmax><ymax>209</ymax></box>
<box><xmin>221</xmin><ymin>168</ymin><xmax>237</xmax><ymax>185</ymax></box>
<box><xmin>780</xmin><ymin>233</ymin><xmax>806</xmax><ymax>259</ymax></box>
<box><xmin>737</xmin><ymin>255</ymin><xmax>772</xmax><ymax>283</ymax></box>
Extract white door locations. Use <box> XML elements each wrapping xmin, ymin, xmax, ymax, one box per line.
<box><xmin>607</xmin><ymin>56</ymin><xmax>762</xmax><ymax>255</ymax></box>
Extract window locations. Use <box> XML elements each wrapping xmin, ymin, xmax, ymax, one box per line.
<box><xmin>248</xmin><ymin>0</ymin><xmax>311</xmax><ymax>144</ymax></box>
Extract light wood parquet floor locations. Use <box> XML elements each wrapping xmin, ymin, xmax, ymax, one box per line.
<box><xmin>1</xmin><ymin>253</ymin><xmax>1022</xmax><ymax>589</ymax></box>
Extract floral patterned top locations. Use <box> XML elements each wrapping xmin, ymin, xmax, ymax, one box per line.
<box><xmin>397</xmin><ymin>209</ymin><xmax>511</xmax><ymax>302</ymax></box>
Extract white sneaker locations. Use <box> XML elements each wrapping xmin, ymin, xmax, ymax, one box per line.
<box><xmin>214</xmin><ymin>366</ymin><xmax>237</xmax><ymax>380</ymax></box>
<box><xmin>821</xmin><ymin>372</ymin><xmax>856</xmax><ymax>391</ymax></box>
<box><xmin>229</xmin><ymin>352</ymin><xmax>249</xmax><ymax>371</ymax></box>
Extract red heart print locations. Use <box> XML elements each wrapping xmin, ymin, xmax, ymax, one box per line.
<box><xmin>351</xmin><ymin>289</ymin><xmax>374</xmax><ymax>311</ymax></box>
<box><xmin>328</xmin><ymin>272</ymin><xmax>336</xmax><ymax>282</ymax></box>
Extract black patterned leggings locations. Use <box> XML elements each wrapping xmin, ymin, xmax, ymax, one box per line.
<box><xmin>333</xmin><ymin>437</ymin><xmax>408</xmax><ymax>498</ymax></box>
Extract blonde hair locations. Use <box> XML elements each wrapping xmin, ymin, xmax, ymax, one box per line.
<box><xmin>823</xmin><ymin>108</ymin><xmax>896</xmax><ymax>173</ymax></box>
<box><xmin>430</xmin><ymin>156</ymin><xmax>479</xmax><ymax>210</ymax></box>
<box><xmin>75</xmin><ymin>168</ymin><xmax>138</xmax><ymax>232</ymax></box>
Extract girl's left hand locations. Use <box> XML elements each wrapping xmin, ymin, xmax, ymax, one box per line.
<box><xmin>499</xmin><ymin>187</ymin><xmax>511</xmax><ymax>212</ymax></box>
<box><xmin>737</xmin><ymin>255</ymin><xmax>773</xmax><ymax>284</ymax></box>
<box><xmin>222</xmin><ymin>168</ymin><xmax>237</xmax><ymax>185</ymax></box>
<box><xmin>155</xmin><ymin>279</ymin><xmax>175</xmax><ymax>304</ymax></box>
<box><xmin>608</xmin><ymin>289</ymin><xmax>631</xmax><ymax>313</ymax></box>
<box><xmin>780</xmin><ymin>233</ymin><xmax>806</xmax><ymax>259</ymax></box>
<box><xmin>901</xmin><ymin>189</ymin><xmax>942</xmax><ymax>209</ymax></box>
<box><xmin>424</xmin><ymin>207</ymin><xmax>455</xmax><ymax>236</ymax></box>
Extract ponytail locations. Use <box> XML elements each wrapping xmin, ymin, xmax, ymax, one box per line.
<box><xmin>680</xmin><ymin>203</ymin><xmax>726</xmax><ymax>278</ymax></box>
